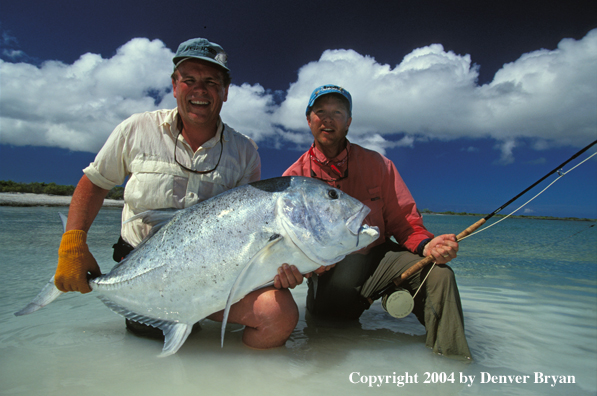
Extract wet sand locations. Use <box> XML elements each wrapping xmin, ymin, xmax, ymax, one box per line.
<box><xmin>0</xmin><ymin>193</ymin><xmax>124</xmax><ymax>207</ymax></box>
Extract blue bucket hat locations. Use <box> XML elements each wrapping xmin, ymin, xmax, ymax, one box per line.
<box><xmin>305</xmin><ymin>85</ymin><xmax>352</xmax><ymax>116</ymax></box>
<box><xmin>173</xmin><ymin>38</ymin><xmax>229</xmax><ymax>71</ymax></box>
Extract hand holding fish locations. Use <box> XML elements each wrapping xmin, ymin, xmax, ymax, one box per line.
<box><xmin>273</xmin><ymin>263</ymin><xmax>336</xmax><ymax>289</ymax></box>
<box><xmin>422</xmin><ymin>234</ymin><xmax>459</xmax><ymax>264</ymax></box>
<box><xmin>55</xmin><ymin>230</ymin><xmax>102</xmax><ymax>293</ymax></box>
<box><xmin>273</xmin><ymin>264</ymin><xmax>304</xmax><ymax>289</ymax></box>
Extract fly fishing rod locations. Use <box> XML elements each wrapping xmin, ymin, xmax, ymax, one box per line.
<box><xmin>366</xmin><ymin>139</ymin><xmax>597</xmax><ymax>307</ymax></box>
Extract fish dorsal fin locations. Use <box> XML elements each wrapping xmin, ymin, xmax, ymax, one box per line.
<box><xmin>109</xmin><ymin>208</ymin><xmax>180</xmax><ymax>271</ymax></box>
<box><xmin>125</xmin><ymin>208</ymin><xmax>180</xmax><ymax>232</ymax></box>
<box><xmin>97</xmin><ymin>296</ymin><xmax>192</xmax><ymax>357</ymax></box>
<box><xmin>220</xmin><ymin>234</ymin><xmax>284</xmax><ymax>348</ymax></box>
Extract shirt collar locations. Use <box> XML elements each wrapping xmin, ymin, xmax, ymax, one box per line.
<box><xmin>166</xmin><ymin>109</ymin><xmax>226</xmax><ymax>149</ymax></box>
<box><xmin>310</xmin><ymin>140</ymin><xmax>351</xmax><ymax>165</ymax></box>
<box><xmin>162</xmin><ymin>108</ymin><xmax>179</xmax><ymax>134</ymax></box>
<box><xmin>201</xmin><ymin>119</ymin><xmax>225</xmax><ymax>149</ymax></box>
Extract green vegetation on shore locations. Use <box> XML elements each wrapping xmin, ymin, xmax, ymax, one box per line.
<box><xmin>1</xmin><ymin>180</ymin><xmax>124</xmax><ymax>200</ymax></box>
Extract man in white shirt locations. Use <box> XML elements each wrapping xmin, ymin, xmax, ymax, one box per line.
<box><xmin>54</xmin><ymin>38</ymin><xmax>299</xmax><ymax>349</ymax></box>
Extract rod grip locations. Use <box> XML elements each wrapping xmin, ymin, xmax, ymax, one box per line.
<box><xmin>393</xmin><ymin>255</ymin><xmax>435</xmax><ymax>287</ymax></box>
<box><xmin>456</xmin><ymin>218</ymin><xmax>486</xmax><ymax>241</ymax></box>
<box><xmin>392</xmin><ymin>217</ymin><xmax>487</xmax><ymax>288</ymax></box>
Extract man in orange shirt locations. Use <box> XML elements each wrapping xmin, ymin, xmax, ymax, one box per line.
<box><xmin>280</xmin><ymin>85</ymin><xmax>471</xmax><ymax>359</ymax></box>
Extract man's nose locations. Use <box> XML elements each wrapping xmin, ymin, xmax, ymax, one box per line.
<box><xmin>192</xmin><ymin>80</ymin><xmax>208</xmax><ymax>92</ymax></box>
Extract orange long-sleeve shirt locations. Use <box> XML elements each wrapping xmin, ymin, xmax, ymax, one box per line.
<box><xmin>283</xmin><ymin>142</ymin><xmax>433</xmax><ymax>254</ymax></box>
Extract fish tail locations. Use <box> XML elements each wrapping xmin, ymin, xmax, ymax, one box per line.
<box><xmin>15</xmin><ymin>212</ymin><xmax>69</xmax><ymax>316</ymax></box>
<box><xmin>14</xmin><ymin>276</ymin><xmax>64</xmax><ymax>316</ymax></box>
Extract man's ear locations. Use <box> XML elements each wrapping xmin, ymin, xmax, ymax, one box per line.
<box><xmin>223</xmin><ymin>84</ymin><xmax>229</xmax><ymax>102</ymax></box>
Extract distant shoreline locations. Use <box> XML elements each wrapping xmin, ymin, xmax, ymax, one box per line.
<box><xmin>1</xmin><ymin>192</ymin><xmax>594</xmax><ymax>221</ymax></box>
<box><xmin>422</xmin><ymin>211</ymin><xmax>596</xmax><ymax>222</ymax></box>
<box><xmin>0</xmin><ymin>192</ymin><xmax>124</xmax><ymax>208</ymax></box>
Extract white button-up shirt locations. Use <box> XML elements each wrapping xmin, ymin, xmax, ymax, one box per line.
<box><xmin>84</xmin><ymin>108</ymin><xmax>261</xmax><ymax>246</ymax></box>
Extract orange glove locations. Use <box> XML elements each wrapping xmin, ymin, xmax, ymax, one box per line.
<box><xmin>55</xmin><ymin>230</ymin><xmax>102</xmax><ymax>293</ymax></box>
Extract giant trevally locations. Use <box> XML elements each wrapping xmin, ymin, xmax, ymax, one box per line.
<box><xmin>15</xmin><ymin>176</ymin><xmax>379</xmax><ymax>356</ymax></box>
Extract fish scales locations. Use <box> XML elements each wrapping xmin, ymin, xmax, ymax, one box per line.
<box><xmin>15</xmin><ymin>176</ymin><xmax>380</xmax><ymax>356</ymax></box>
<box><xmin>97</xmin><ymin>184</ymin><xmax>280</xmax><ymax>317</ymax></box>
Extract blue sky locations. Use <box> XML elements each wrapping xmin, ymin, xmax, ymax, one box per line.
<box><xmin>1</xmin><ymin>0</ymin><xmax>596</xmax><ymax>218</ymax></box>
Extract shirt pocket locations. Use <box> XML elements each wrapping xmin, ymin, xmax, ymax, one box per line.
<box><xmin>126</xmin><ymin>159</ymin><xmax>187</xmax><ymax>211</ymax></box>
<box><xmin>364</xmin><ymin>186</ymin><xmax>384</xmax><ymax>228</ymax></box>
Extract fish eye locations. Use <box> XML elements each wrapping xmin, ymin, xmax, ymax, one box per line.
<box><xmin>327</xmin><ymin>190</ymin><xmax>339</xmax><ymax>199</ymax></box>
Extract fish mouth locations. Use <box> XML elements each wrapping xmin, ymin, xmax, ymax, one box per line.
<box><xmin>346</xmin><ymin>205</ymin><xmax>371</xmax><ymax>235</ymax></box>
<box><xmin>346</xmin><ymin>204</ymin><xmax>380</xmax><ymax>249</ymax></box>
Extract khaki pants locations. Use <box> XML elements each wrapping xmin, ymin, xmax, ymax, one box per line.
<box><xmin>306</xmin><ymin>240</ymin><xmax>472</xmax><ymax>359</ymax></box>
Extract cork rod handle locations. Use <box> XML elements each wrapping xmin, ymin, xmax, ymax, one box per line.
<box><xmin>392</xmin><ymin>218</ymin><xmax>487</xmax><ymax>288</ymax></box>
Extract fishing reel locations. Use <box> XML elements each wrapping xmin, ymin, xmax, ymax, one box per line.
<box><xmin>363</xmin><ymin>281</ymin><xmax>415</xmax><ymax>319</ymax></box>
<box><xmin>381</xmin><ymin>287</ymin><xmax>414</xmax><ymax>318</ymax></box>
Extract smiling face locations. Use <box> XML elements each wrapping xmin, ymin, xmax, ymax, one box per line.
<box><xmin>307</xmin><ymin>94</ymin><xmax>352</xmax><ymax>158</ymax></box>
<box><xmin>172</xmin><ymin>59</ymin><xmax>229</xmax><ymax>134</ymax></box>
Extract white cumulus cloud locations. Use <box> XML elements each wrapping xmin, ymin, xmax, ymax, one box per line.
<box><xmin>220</xmin><ymin>83</ymin><xmax>278</xmax><ymax>142</ymax></box>
<box><xmin>0</xmin><ymin>37</ymin><xmax>280</xmax><ymax>153</ymax></box>
<box><xmin>273</xmin><ymin>29</ymin><xmax>597</xmax><ymax>156</ymax></box>
<box><xmin>1</xmin><ymin>38</ymin><xmax>173</xmax><ymax>152</ymax></box>
<box><xmin>1</xmin><ymin>30</ymin><xmax>596</xmax><ymax>161</ymax></box>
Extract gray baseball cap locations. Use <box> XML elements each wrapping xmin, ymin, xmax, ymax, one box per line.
<box><xmin>173</xmin><ymin>38</ymin><xmax>229</xmax><ymax>71</ymax></box>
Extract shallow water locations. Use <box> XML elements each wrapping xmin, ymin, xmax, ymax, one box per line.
<box><xmin>1</xmin><ymin>207</ymin><xmax>596</xmax><ymax>395</ymax></box>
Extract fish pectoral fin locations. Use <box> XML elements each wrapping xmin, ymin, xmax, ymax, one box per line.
<box><xmin>221</xmin><ymin>234</ymin><xmax>284</xmax><ymax>348</ymax></box>
<box><xmin>160</xmin><ymin>323</ymin><xmax>192</xmax><ymax>358</ymax></box>
<box><xmin>14</xmin><ymin>276</ymin><xmax>64</xmax><ymax>316</ymax></box>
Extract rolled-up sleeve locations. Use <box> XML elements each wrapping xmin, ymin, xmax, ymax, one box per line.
<box><xmin>84</xmin><ymin>121</ymin><xmax>130</xmax><ymax>190</ymax></box>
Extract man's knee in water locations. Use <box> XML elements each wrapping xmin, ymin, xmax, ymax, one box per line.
<box><xmin>252</xmin><ymin>288</ymin><xmax>299</xmax><ymax>340</ymax></box>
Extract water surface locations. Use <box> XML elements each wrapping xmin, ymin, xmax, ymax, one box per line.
<box><xmin>1</xmin><ymin>207</ymin><xmax>595</xmax><ymax>395</ymax></box>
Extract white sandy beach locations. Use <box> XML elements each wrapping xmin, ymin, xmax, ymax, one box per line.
<box><xmin>0</xmin><ymin>192</ymin><xmax>124</xmax><ymax>207</ymax></box>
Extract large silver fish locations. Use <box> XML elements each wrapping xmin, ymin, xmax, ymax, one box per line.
<box><xmin>15</xmin><ymin>177</ymin><xmax>379</xmax><ymax>356</ymax></box>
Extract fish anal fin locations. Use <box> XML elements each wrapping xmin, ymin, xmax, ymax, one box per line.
<box><xmin>220</xmin><ymin>234</ymin><xmax>284</xmax><ymax>347</ymax></box>
<box><xmin>97</xmin><ymin>296</ymin><xmax>193</xmax><ymax>357</ymax></box>
<box><xmin>160</xmin><ymin>323</ymin><xmax>192</xmax><ymax>357</ymax></box>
